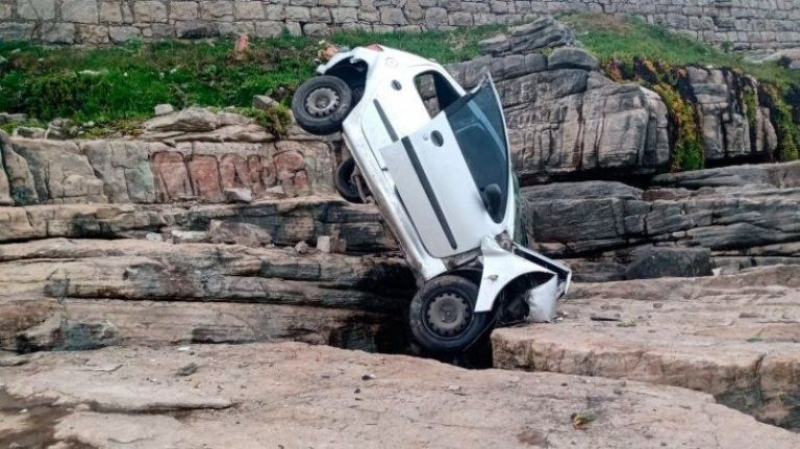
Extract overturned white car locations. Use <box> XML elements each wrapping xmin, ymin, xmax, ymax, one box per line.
<box><xmin>292</xmin><ymin>44</ymin><xmax>571</xmax><ymax>355</ymax></box>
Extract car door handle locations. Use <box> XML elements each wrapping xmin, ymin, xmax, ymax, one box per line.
<box><xmin>430</xmin><ymin>130</ymin><xmax>444</xmax><ymax>147</ymax></box>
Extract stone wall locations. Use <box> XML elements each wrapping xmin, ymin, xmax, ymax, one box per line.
<box><xmin>0</xmin><ymin>0</ymin><xmax>798</xmax><ymax>50</ymax></box>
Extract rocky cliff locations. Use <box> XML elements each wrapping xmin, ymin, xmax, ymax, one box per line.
<box><xmin>1</xmin><ymin>18</ymin><xmax>798</xmax><ymax>353</ymax></box>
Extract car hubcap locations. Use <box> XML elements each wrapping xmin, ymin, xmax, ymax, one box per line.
<box><xmin>426</xmin><ymin>292</ymin><xmax>471</xmax><ymax>337</ymax></box>
<box><xmin>305</xmin><ymin>87</ymin><xmax>340</xmax><ymax>117</ymax></box>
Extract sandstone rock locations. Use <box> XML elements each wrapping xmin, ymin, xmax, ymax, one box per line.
<box><xmin>187</xmin><ymin>154</ymin><xmax>224</xmax><ymax>201</ymax></box>
<box><xmin>154</xmin><ymin>103</ymin><xmax>175</xmax><ymax>116</ymax></box>
<box><xmin>547</xmin><ymin>47</ymin><xmax>599</xmax><ymax>71</ymax></box>
<box><xmin>0</xmin><ymin>237</ymin><xmax>412</xmax><ymax>353</ymax></box>
<box><xmin>504</xmin><ymin>16</ymin><xmax>574</xmax><ymax>54</ymax></box>
<box><xmin>522</xmin><ymin>180</ymin><xmax>643</xmax><ymax>201</ymax></box>
<box><xmin>145</xmin><ymin>232</ymin><xmax>164</xmax><ymax>242</ymax></box>
<box><xmin>625</xmin><ymin>246</ymin><xmax>712</xmax><ymax>279</ymax></box>
<box><xmin>493</xmin><ymin>265</ymin><xmax>800</xmax><ymax>430</ymax></box>
<box><xmin>11</xmin><ymin>138</ymin><xmax>107</xmax><ymax>204</ymax></box>
<box><xmin>686</xmin><ymin>67</ymin><xmax>777</xmax><ymax>160</ymax></box>
<box><xmin>82</xmin><ymin>140</ymin><xmax>158</xmax><ymax>203</ymax></box>
<box><xmin>144</xmin><ymin>107</ymin><xmax>219</xmax><ymax>132</ymax></box>
<box><xmin>653</xmin><ymin>161</ymin><xmax>800</xmax><ymax>190</ymax></box>
<box><xmin>501</xmin><ymin>70</ymin><xmax>669</xmax><ymax>179</ymax></box>
<box><xmin>2</xmin><ymin>342</ymin><xmax>799</xmax><ymax>448</ymax></box>
<box><xmin>14</xmin><ymin>126</ymin><xmax>46</xmax><ymax>139</ymax></box>
<box><xmin>252</xmin><ymin>94</ymin><xmax>279</xmax><ymax>110</ymax></box>
<box><xmin>524</xmin><ymin>162</ymin><xmax>800</xmax><ymax>277</ymax></box>
<box><xmin>0</xmin><ymin>133</ymin><xmax>38</xmax><ymax>205</ymax></box>
<box><xmin>476</xmin><ymin>34</ymin><xmax>510</xmax><ymax>55</ymax></box>
<box><xmin>294</xmin><ymin>240</ymin><xmax>310</xmax><ymax>254</ymax></box>
<box><xmin>0</xmin><ymin>198</ymin><xmax>397</xmax><ymax>253</ymax></box>
<box><xmin>152</xmin><ymin>151</ymin><xmax>194</xmax><ymax>201</ymax></box>
<box><xmin>208</xmin><ymin>219</ymin><xmax>272</xmax><ymax>247</ymax></box>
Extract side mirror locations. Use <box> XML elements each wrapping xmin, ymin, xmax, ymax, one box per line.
<box><xmin>482</xmin><ymin>183</ymin><xmax>502</xmax><ymax>219</ymax></box>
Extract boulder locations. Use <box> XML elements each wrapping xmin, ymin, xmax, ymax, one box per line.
<box><xmin>499</xmin><ymin>16</ymin><xmax>574</xmax><ymax>54</ymax></box>
<box><xmin>144</xmin><ymin>107</ymin><xmax>220</xmax><ymax>132</ymax></box>
<box><xmin>253</xmin><ymin>95</ymin><xmax>279</xmax><ymax>110</ymax></box>
<box><xmin>624</xmin><ymin>246</ymin><xmax>712</xmax><ymax>280</ymax></box>
<box><xmin>547</xmin><ymin>47</ymin><xmax>599</xmax><ymax>71</ymax></box>
<box><xmin>154</xmin><ymin>104</ymin><xmax>175</xmax><ymax>116</ymax></box>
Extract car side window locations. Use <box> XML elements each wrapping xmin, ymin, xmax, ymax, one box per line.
<box><xmin>414</xmin><ymin>72</ymin><xmax>460</xmax><ymax>118</ymax></box>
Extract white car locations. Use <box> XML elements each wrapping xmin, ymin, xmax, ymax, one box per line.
<box><xmin>292</xmin><ymin>44</ymin><xmax>571</xmax><ymax>355</ymax></box>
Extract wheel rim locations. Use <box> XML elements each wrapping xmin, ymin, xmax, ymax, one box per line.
<box><xmin>425</xmin><ymin>292</ymin><xmax>472</xmax><ymax>338</ymax></box>
<box><xmin>305</xmin><ymin>87</ymin><xmax>340</xmax><ymax>117</ymax></box>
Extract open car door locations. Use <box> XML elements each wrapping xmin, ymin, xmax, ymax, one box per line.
<box><xmin>379</xmin><ymin>76</ymin><xmax>512</xmax><ymax>258</ymax></box>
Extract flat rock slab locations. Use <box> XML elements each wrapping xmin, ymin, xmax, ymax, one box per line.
<box><xmin>492</xmin><ymin>265</ymin><xmax>800</xmax><ymax>430</ymax></box>
<box><xmin>0</xmin><ymin>238</ymin><xmax>413</xmax><ymax>352</ymax></box>
<box><xmin>2</xmin><ymin>342</ymin><xmax>799</xmax><ymax>449</ymax></box>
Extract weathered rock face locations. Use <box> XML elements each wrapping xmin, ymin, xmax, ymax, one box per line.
<box><xmin>0</xmin><ymin>237</ymin><xmax>413</xmax><ymax>353</ymax></box>
<box><xmin>3</xmin><ymin>342</ymin><xmax>800</xmax><ymax>449</ymax></box>
<box><xmin>0</xmin><ymin>108</ymin><xmax>336</xmax><ymax>207</ymax></box>
<box><xmin>448</xmin><ymin>20</ymin><xmax>671</xmax><ymax>181</ymax></box>
<box><xmin>492</xmin><ymin>265</ymin><xmax>800</xmax><ymax>431</ymax></box>
<box><xmin>686</xmin><ymin>67</ymin><xmax>778</xmax><ymax>161</ymax></box>
<box><xmin>0</xmin><ymin>198</ymin><xmax>397</xmax><ymax>251</ymax></box>
<box><xmin>523</xmin><ymin>161</ymin><xmax>800</xmax><ymax>281</ymax></box>
<box><xmin>444</xmin><ymin>19</ymin><xmax>791</xmax><ymax>182</ymax></box>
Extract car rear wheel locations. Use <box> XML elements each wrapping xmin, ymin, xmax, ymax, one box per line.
<box><xmin>334</xmin><ymin>157</ymin><xmax>363</xmax><ymax>203</ymax></box>
<box><xmin>291</xmin><ymin>75</ymin><xmax>353</xmax><ymax>135</ymax></box>
<box><xmin>409</xmin><ymin>275</ymin><xmax>493</xmax><ymax>355</ymax></box>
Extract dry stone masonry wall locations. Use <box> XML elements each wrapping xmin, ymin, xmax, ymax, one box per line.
<box><xmin>0</xmin><ymin>0</ymin><xmax>798</xmax><ymax>49</ymax></box>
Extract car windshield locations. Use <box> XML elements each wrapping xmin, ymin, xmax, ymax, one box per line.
<box><xmin>443</xmin><ymin>77</ymin><xmax>509</xmax><ymax>222</ymax></box>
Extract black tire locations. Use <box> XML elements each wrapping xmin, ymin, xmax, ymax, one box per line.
<box><xmin>334</xmin><ymin>157</ymin><xmax>363</xmax><ymax>203</ymax></box>
<box><xmin>291</xmin><ymin>75</ymin><xmax>353</xmax><ymax>136</ymax></box>
<box><xmin>409</xmin><ymin>275</ymin><xmax>493</xmax><ymax>355</ymax></box>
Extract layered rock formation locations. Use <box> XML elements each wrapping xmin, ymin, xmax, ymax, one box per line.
<box><xmin>444</xmin><ymin>17</ymin><xmax>783</xmax><ymax>182</ymax></box>
<box><xmin>0</xmin><ymin>107</ymin><xmax>406</xmax><ymax>354</ymax></box>
<box><xmin>523</xmin><ymin>161</ymin><xmax>800</xmax><ymax>281</ymax></box>
<box><xmin>493</xmin><ymin>265</ymin><xmax>800</xmax><ymax>430</ymax></box>
<box><xmin>0</xmin><ymin>238</ymin><xmax>413</xmax><ymax>353</ymax></box>
<box><xmin>687</xmin><ymin>67</ymin><xmax>778</xmax><ymax>160</ymax></box>
<box><xmin>0</xmin><ymin>108</ymin><xmax>336</xmax><ymax>207</ymax></box>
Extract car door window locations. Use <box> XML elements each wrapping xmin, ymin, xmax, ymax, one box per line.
<box><xmin>414</xmin><ymin>72</ymin><xmax>461</xmax><ymax>118</ymax></box>
<box><xmin>443</xmin><ymin>78</ymin><xmax>509</xmax><ymax>222</ymax></box>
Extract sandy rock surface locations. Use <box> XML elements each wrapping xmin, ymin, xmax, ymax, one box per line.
<box><xmin>2</xmin><ymin>342</ymin><xmax>800</xmax><ymax>449</ymax></box>
<box><xmin>493</xmin><ymin>265</ymin><xmax>800</xmax><ymax>430</ymax></box>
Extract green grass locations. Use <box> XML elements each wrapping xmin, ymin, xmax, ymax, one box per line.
<box><xmin>0</xmin><ymin>27</ymin><xmax>501</xmax><ymax>128</ymax></box>
<box><xmin>562</xmin><ymin>13</ymin><xmax>800</xmax><ymax>89</ymax></box>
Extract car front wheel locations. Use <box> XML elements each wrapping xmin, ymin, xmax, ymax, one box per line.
<box><xmin>409</xmin><ymin>275</ymin><xmax>493</xmax><ymax>355</ymax></box>
<box><xmin>291</xmin><ymin>75</ymin><xmax>353</xmax><ymax>136</ymax></box>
